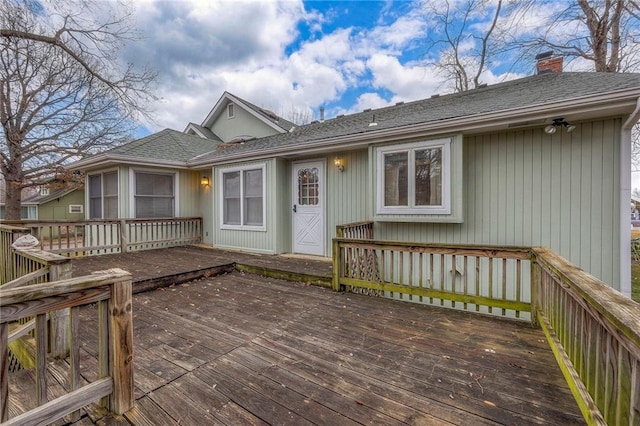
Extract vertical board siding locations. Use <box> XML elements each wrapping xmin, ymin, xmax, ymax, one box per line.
<box><xmin>326</xmin><ymin>149</ymin><xmax>371</xmax><ymax>252</ymax></box>
<box><xmin>200</xmin><ymin>167</ymin><xmax>214</xmax><ymax>245</ymax></box>
<box><xmin>375</xmin><ymin>120</ymin><xmax>621</xmax><ymax>289</ymax></box>
<box><xmin>213</xmin><ymin>159</ymin><xmax>277</xmax><ymax>253</ymax></box>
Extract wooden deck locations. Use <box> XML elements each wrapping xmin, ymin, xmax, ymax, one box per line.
<box><xmin>8</xmin><ymin>252</ymin><xmax>584</xmax><ymax>424</ymax></box>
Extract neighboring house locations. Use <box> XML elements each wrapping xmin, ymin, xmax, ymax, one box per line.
<box><xmin>0</xmin><ymin>186</ymin><xmax>84</xmax><ymax>221</ymax></box>
<box><xmin>71</xmin><ymin>73</ymin><xmax>640</xmax><ymax>297</ymax></box>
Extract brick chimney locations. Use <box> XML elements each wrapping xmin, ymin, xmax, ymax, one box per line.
<box><xmin>535</xmin><ymin>51</ymin><xmax>563</xmax><ymax>74</ymax></box>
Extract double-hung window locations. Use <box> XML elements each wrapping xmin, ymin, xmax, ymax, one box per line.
<box><xmin>376</xmin><ymin>139</ymin><xmax>451</xmax><ymax>215</ymax></box>
<box><xmin>88</xmin><ymin>171</ymin><xmax>118</xmax><ymax>219</ymax></box>
<box><xmin>134</xmin><ymin>172</ymin><xmax>175</xmax><ymax>218</ymax></box>
<box><xmin>220</xmin><ymin>165</ymin><xmax>265</xmax><ymax>229</ymax></box>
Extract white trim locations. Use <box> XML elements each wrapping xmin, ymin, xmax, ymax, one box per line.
<box><xmin>200</xmin><ymin>92</ymin><xmax>287</xmax><ymax>133</ymax></box>
<box><xmin>218</xmin><ymin>163</ymin><xmax>267</xmax><ymax>231</ymax></box>
<box><xmin>129</xmin><ymin>168</ymin><xmax>179</xmax><ymax>218</ymax></box>
<box><xmin>620</xmin><ymin>97</ymin><xmax>640</xmax><ymax>296</ymax></box>
<box><xmin>376</xmin><ymin>139</ymin><xmax>451</xmax><ymax>215</ymax></box>
<box><xmin>227</xmin><ymin>103</ymin><xmax>235</xmax><ymax>119</ymax></box>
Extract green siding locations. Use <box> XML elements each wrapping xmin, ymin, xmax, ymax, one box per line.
<box><xmin>200</xmin><ymin>168</ymin><xmax>214</xmax><ymax>244</ymax></box>
<box><xmin>213</xmin><ymin>159</ymin><xmax>279</xmax><ymax>253</ymax></box>
<box><xmin>211</xmin><ymin>102</ymin><xmax>281</xmax><ymax>142</ymax></box>
<box><xmin>36</xmin><ymin>190</ymin><xmax>85</xmax><ymax>221</ymax></box>
<box><xmin>372</xmin><ymin>120</ymin><xmax>621</xmax><ymax>289</ymax></box>
<box><xmin>274</xmin><ymin>158</ymin><xmax>291</xmax><ymax>253</ymax></box>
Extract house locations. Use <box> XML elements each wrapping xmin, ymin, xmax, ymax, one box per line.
<box><xmin>70</xmin><ymin>72</ymin><xmax>640</xmax><ymax>297</ymax></box>
<box><xmin>0</xmin><ymin>186</ymin><xmax>84</xmax><ymax>221</ymax></box>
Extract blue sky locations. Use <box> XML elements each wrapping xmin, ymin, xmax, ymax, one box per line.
<box><xmin>124</xmin><ymin>0</ymin><xmax>561</xmax><ymax>136</ymax></box>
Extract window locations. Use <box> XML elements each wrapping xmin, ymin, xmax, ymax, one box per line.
<box><xmin>88</xmin><ymin>171</ymin><xmax>118</xmax><ymax>219</ymax></box>
<box><xmin>220</xmin><ymin>165</ymin><xmax>265</xmax><ymax>229</ymax></box>
<box><xmin>134</xmin><ymin>172</ymin><xmax>175</xmax><ymax>218</ymax></box>
<box><xmin>376</xmin><ymin>139</ymin><xmax>450</xmax><ymax>215</ymax></box>
<box><xmin>227</xmin><ymin>103</ymin><xmax>235</xmax><ymax>119</ymax></box>
<box><xmin>0</xmin><ymin>205</ymin><xmax>36</xmax><ymax>219</ymax></box>
<box><xmin>69</xmin><ymin>204</ymin><xmax>84</xmax><ymax>214</ymax></box>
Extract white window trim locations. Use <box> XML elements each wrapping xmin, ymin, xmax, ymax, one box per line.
<box><xmin>227</xmin><ymin>103</ymin><xmax>235</xmax><ymax>119</ymax></box>
<box><xmin>218</xmin><ymin>163</ymin><xmax>266</xmax><ymax>231</ymax></box>
<box><xmin>376</xmin><ymin>138</ymin><xmax>451</xmax><ymax>215</ymax></box>
<box><xmin>86</xmin><ymin>169</ymin><xmax>119</xmax><ymax>219</ymax></box>
<box><xmin>129</xmin><ymin>168</ymin><xmax>179</xmax><ymax>218</ymax></box>
<box><xmin>69</xmin><ymin>204</ymin><xmax>84</xmax><ymax>214</ymax></box>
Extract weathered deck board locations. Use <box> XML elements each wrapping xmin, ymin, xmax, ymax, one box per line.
<box><xmin>8</xmin><ymin>269</ymin><xmax>583</xmax><ymax>425</ymax></box>
<box><xmin>71</xmin><ymin>245</ymin><xmax>333</xmax><ymax>292</ymax></box>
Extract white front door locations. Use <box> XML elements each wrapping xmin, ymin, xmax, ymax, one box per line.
<box><xmin>292</xmin><ymin>161</ymin><xmax>325</xmax><ymax>256</ymax></box>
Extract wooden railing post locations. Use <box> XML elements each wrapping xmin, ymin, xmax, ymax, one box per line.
<box><xmin>48</xmin><ymin>260</ymin><xmax>73</xmax><ymax>358</ymax></box>
<box><xmin>332</xmin><ymin>239</ymin><xmax>341</xmax><ymax>291</ymax></box>
<box><xmin>119</xmin><ymin>220</ymin><xmax>127</xmax><ymax>254</ymax></box>
<box><xmin>108</xmin><ymin>277</ymin><xmax>134</xmax><ymax>414</ymax></box>
<box><xmin>530</xmin><ymin>255</ymin><xmax>540</xmax><ymax>328</ymax></box>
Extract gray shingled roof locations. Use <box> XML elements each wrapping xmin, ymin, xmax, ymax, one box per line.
<box><xmin>190</xmin><ymin>72</ymin><xmax>640</xmax><ymax>162</ymax></box>
<box><xmin>107</xmin><ymin>128</ymin><xmax>220</xmax><ymax>161</ymax></box>
<box><xmin>185</xmin><ymin>123</ymin><xmax>221</xmax><ymax>141</ymax></box>
<box><xmin>22</xmin><ymin>188</ymin><xmax>78</xmax><ymax>205</ymax></box>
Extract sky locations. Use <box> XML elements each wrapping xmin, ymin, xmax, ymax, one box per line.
<box><xmin>125</xmin><ymin>0</ymin><xmax>547</xmax><ymax>136</ymax></box>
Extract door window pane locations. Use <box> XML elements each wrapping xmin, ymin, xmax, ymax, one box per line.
<box><xmin>297</xmin><ymin>168</ymin><xmax>319</xmax><ymax>205</ymax></box>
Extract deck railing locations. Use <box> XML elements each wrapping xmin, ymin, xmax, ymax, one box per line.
<box><xmin>1</xmin><ymin>217</ymin><xmax>202</xmax><ymax>256</ymax></box>
<box><xmin>332</xmin><ymin>238</ymin><xmax>532</xmax><ymax>320</ymax></box>
<box><xmin>0</xmin><ymin>268</ymin><xmax>134</xmax><ymax>424</ymax></box>
<box><xmin>532</xmin><ymin>247</ymin><xmax>640</xmax><ymax>425</ymax></box>
<box><xmin>0</xmin><ymin>226</ymin><xmax>30</xmax><ymax>285</ymax></box>
<box><xmin>336</xmin><ymin>221</ymin><xmax>374</xmax><ymax>239</ymax></box>
<box><xmin>332</xmin><ymin>234</ymin><xmax>640</xmax><ymax>424</ymax></box>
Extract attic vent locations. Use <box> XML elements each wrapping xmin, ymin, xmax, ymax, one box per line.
<box><xmin>229</xmin><ymin>135</ymin><xmax>255</xmax><ymax>144</ymax></box>
<box><xmin>261</xmin><ymin>109</ymin><xmax>279</xmax><ymax>121</ymax></box>
<box><xmin>477</xmin><ymin>83</ymin><xmax>488</xmax><ymax>89</ymax></box>
<box><xmin>363</xmin><ymin>108</ymin><xmax>372</xmax><ymax>112</ymax></box>
<box><xmin>431</xmin><ymin>94</ymin><xmax>440</xmax><ymax>98</ymax></box>
<box><xmin>395</xmin><ymin>101</ymin><xmax>404</xmax><ymax>106</ymax></box>
<box><xmin>337</xmin><ymin>114</ymin><xmax>345</xmax><ymax>118</ymax></box>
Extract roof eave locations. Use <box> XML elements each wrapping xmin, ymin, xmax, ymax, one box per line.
<box><xmin>70</xmin><ymin>154</ymin><xmax>190</xmax><ymax>171</ymax></box>
<box><xmin>188</xmin><ymin>88</ymin><xmax>640</xmax><ymax>167</ymax></box>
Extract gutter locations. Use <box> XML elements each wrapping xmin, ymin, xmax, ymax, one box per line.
<box><xmin>188</xmin><ymin>88</ymin><xmax>640</xmax><ymax>167</ymax></box>
<box><xmin>620</xmin><ymin>97</ymin><xmax>640</xmax><ymax>297</ymax></box>
<box><xmin>70</xmin><ymin>154</ymin><xmax>191</xmax><ymax>171</ymax></box>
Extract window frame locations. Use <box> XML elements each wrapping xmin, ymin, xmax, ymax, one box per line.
<box><xmin>218</xmin><ymin>163</ymin><xmax>266</xmax><ymax>231</ymax></box>
<box><xmin>68</xmin><ymin>204</ymin><xmax>84</xmax><ymax>214</ymax></box>
<box><xmin>87</xmin><ymin>170</ymin><xmax>119</xmax><ymax>219</ymax></box>
<box><xmin>227</xmin><ymin>103</ymin><xmax>235</xmax><ymax>119</ymax></box>
<box><xmin>376</xmin><ymin>138</ymin><xmax>451</xmax><ymax>215</ymax></box>
<box><xmin>130</xmin><ymin>169</ymin><xmax>178</xmax><ymax>219</ymax></box>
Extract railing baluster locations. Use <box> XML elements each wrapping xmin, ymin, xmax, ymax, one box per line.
<box><xmin>35</xmin><ymin>313</ymin><xmax>48</xmax><ymax>406</ymax></box>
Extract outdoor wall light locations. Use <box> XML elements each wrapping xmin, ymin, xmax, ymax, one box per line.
<box><xmin>334</xmin><ymin>156</ymin><xmax>345</xmax><ymax>172</ymax></box>
<box><xmin>200</xmin><ymin>176</ymin><xmax>210</xmax><ymax>186</ymax></box>
<box><xmin>544</xmin><ymin>118</ymin><xmax>576</xmax><ymax>134</ymax></box>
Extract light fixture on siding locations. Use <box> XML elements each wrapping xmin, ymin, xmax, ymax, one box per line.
<box><xmin>545</xmin><ymin>118</ymin><xmax>576</xmax><ymax>134</ymax></box>
<box><xmin>201</xmin><ymin>176</ymin><xmax>210</xmax><ymax>186</ymax></box>
<box><xmin>334</xmin><ymin>157</ymin><xmax>345</xmax><ymax>172</ymax></box>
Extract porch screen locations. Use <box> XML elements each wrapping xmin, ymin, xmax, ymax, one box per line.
<box><xmin>134</xmin><ymin>172</ymin><xmax>174</xmax><ymax>218</ymax></box>
<box><xmin>88</xmin><ymin>171</ymin><xmax>118</xmax><ymax>219</ymax></box>
<box><xmin>222</xmin><ymin>167</ymin><xmax>264</xmax><ymax>228</ymax></box>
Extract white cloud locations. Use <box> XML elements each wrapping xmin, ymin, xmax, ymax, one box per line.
<box><xmin>367</xmin><ymin>54</ymin><xmax>442</xmax><ymax>100</ymax></box>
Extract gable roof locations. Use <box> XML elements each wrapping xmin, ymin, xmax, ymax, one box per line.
<box><xmin>189</xmin><ymin>72</ymin><xmax>640</xmax><ymax>165</ymax></box>
<box><xmin>184</xmin><ymin>123</ymin><xmax>221</xmax><ymax>141</ymax></box>
<box><xmin>72</xmin><ymin>72</ymin><xmax>640</xmax><ymax>171</ymax></box>
<box><xmin>196</xmin><ymin>92</ymin><xmax>295</xmax><ymax>135</ymax></box>
<box><xmin>22</xmin><ymin>188</ymin><xmax>79</xmax><ymax>205</ymax></box>
<box><xmin>72</xmin><ymin>129</ymin><xmax>220</xmax><ymax>170</ymax></box>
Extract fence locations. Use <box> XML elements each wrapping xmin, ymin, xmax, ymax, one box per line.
<box><xmin>0</xmin><ymin>269</ymin><xmax>134</xmax><ymax>424</ymax></box>
<box><xmin>533</xmin><ymin>247</ymin><xmax>640</xmax><ymax>425</ymax></box>
<box><xmin>1</xmin><ymin>217</ymin><xmax>202</xmax><ymax>256</ymax></box>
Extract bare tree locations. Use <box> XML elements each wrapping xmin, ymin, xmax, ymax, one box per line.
<box><xmin>517</xmin><ymin>0</ymin><xmax>640</xmax><ymax>72</ymax></box>
<box><xmin>0</xmin><ymin>0</ymin><xmax>155</xmax><ymax>219</ymax></box>
<box><xmin>422</xmin><ymin>0</ymin><xmax>506</xmax><ymax>92</ymax></box>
